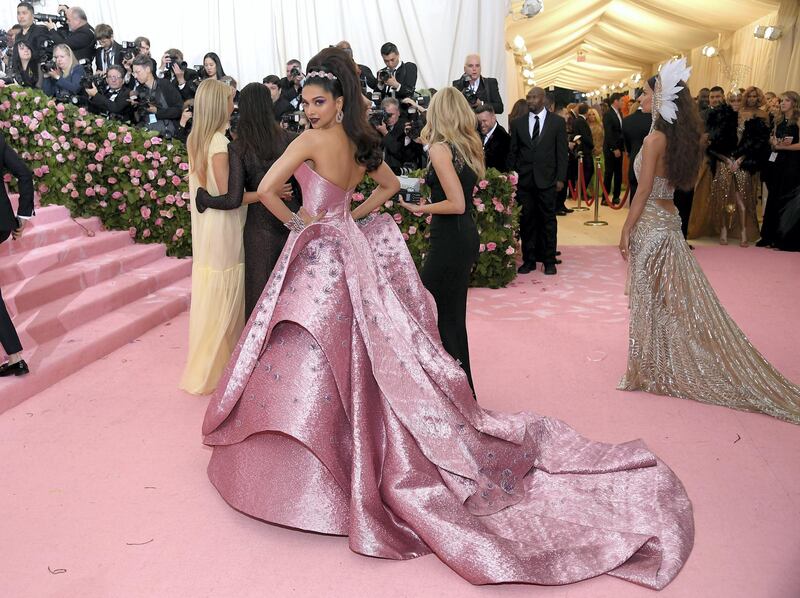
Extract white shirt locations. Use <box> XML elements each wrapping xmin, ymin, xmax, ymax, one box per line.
<box><xmin>528</xmin><ymin>108</ymin><xmax>547</xmax><ymax>138</ymax></box>
<box><xmin>613</xmin><ymin>107</ymin><xmax>623</xmax><ymax>128</ymax></box>
<box><xmin>483</xmin><ymin>122</ymin><xmax>498</xmax><ymax>147</ymax></box>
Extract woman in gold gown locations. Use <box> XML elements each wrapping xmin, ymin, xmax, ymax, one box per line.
<box><xmin>180</xmin><ymin>79</ymin><xmax>247</xmax><ymax>395</ymax></box>
<box><xmin>617</xmin><ymin>62</ymin><xmax>800</xmax><ymax>425</ymax></box>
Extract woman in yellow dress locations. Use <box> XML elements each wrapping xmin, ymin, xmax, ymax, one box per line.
<box><xmin>180</xmin><ymin>78</ymin><xmax>246</xmax><ymax>395</ymax></box>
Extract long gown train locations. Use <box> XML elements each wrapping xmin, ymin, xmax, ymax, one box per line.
<box><xmin>203</xmin><ymin>162</ymin><xmax>694</xmax><ymax>589</ymax></box>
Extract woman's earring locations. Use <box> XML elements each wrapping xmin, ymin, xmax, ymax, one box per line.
<box><xmin>336</xmin><ymin>110</ymin><xmax>343</xmax><ymax>123</ymax></box>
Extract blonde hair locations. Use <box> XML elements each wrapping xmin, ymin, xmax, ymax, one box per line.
<box><xmin>587</xmin><ymin>107</ymin><xmax>601</xmax><ymax>123</ymax></box>
<box><xmin>421</xmin><ymin>87</ymin><xmax>485</xmax><ymax>178</ymax></box>
<box><xmin>53</xmin><ymin>44</ymin><xmax>77</xmax><ymax>75</ymax></box>
<box><xmin>187</xmin><ymin>78</ymin><xmax>233</xmax><ymax>187</ymax></box>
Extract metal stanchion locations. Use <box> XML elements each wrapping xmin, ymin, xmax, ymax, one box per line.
<box><xmin>584</xmin><ymin>157</ymin><xmax>608</xmax><ymax>227</ymax></box>
<box><xmin>572</xmin><ymin>154</ymin><xmax>589</xmax><ymax>212</ymax></box>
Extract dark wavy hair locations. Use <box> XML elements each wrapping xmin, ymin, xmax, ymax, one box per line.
<box><xmin>305</xmin><ymin>47</ymin><xmax>382</xmax><ymax>171</ymax></box>
<box><xmin>648</xmin><ymin>75</ymin><xmax>703</xmax><ymax>191</ymax></box>
<box><xmin>233</xmin><ymin>82</ymin><xmax>284</xmax><ymax>161</ymax></box>
<box><xmin>202</xmin><ymin>52</ymin><xmax>225</xmax><ymax>80</ymax></box>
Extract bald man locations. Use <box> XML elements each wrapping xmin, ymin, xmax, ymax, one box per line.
<box><xmin>452</xmin><ymin>54</ymin><xmax>504</xmax><ymax>114</ymax></box>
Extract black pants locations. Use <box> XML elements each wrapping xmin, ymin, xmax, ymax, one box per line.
<box><xmin>421</xmin><ymin>215</ymin><xmax>479</xmax><ymax>391</ymax></box>
<box><xmin>518</xmin><ymin>183</ymin><xmax>557</xmax><ymax>266</ymax></box>
<box><xmin>603</xmin><ymin>148</ymin><xmax>623</xmax><ymax>201</ymax></box>
<box><xmin>0</xmin><ymin>230</ymin><xmax>23</xmax><ymax>356</ymax></box>
<box><xmin>673</xmin><ymin>188</ymin><xmax>694</xmax><ymax>239</ymax></box>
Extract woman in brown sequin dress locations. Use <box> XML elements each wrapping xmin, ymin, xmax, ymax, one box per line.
<box><xmin>618</xmin><ymin>71</ymin><xmax>800</xmax><ymax>425</ymax></box>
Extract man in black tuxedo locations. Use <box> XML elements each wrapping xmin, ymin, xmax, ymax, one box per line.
<box><xmin>335</xmin><ymin>41</ymin><xmax>378</xmax><ymax>96</ymax></box>
<box><xmin>622</xmin><ymin>102</ymin><xmax>650</xmax><ymax>203</ymax></box>
<box><xmin>376</xmin><ymin>42</ymin><xmax>417</xmax><ymax>102</ymax></box>
<box><xmin>0</xmin><ymin>134</ymin><xmax>33</xmax><ymax>377</ymax></box>
<box><xmin>44</xmin><ymin>5</ymin><xmax>96</xmax><ymax>63</ymax></box>
<box><xmin>452</xmin><ymin>54</ymin><xmax>504</xmax><ymax>114</ymax></box>
<box><xmin>279</xmin><ymin>59</ymin><xmax>304</xmax><ymax>110</ymax></box>
<box><xmin>376</xmin><ymin>98</ymin><xmax>424</xmax><ymax>174</ymax></box>
<box><xmin>15</xmin><ymin>2</ymin><xmax>49</xmax><ymax>62</ymax></box>
<box><xmin>476</xmin><ymin>105</ymin><xmax>509</xmax><ymax>171</ymax></box>
<box><xmin>508</xmin><ymin>87</ymin><xmax>568</xmax><ymax>275</ymax></box>
<box><xmin>93</xmin><ymin>24</ymin><xmax>122</xmax><ymax>74</ymax></box>
<box><xmin>602</xmin><ymin>93</ymin><xmax>625</xmax><ymax>204</ymax></box>
<box><xmin>86</xmin><ymin>65</ymin><xmax>132</xmax><ymax>121</ymax></box>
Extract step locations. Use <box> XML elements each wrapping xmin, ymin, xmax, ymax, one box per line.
<box><xmin>0</xmin><ymin>216</ymin><xmax>104</xmax><ymax>257</ymax></box>
<box><xmin>9</xmin><ymin>201</ymin><xmax>71</xmax><ymax>226</ymax></box>
<box><xmin>5</xmin><ymin>243</ymin><xmax>167</xmax><ymax>315</ymax></box>
<box><xmin>16</xmin><ymin>256</ymin><xmax>192</xmax><ymax>348</ymax></box>
<box><xmin>0</xmin><ymin>230</ymin><xmax>133</xmax><ymax>286</ymax></box>
<box><xmin>0</xmin><ymin>278</ymin><xmax>191</xmax><ymax>415</ymax></box>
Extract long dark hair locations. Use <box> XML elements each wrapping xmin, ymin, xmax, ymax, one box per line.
<box><xmin>648</xmin><ymin>75</ymin><xmax>703</xmax><ymax>191</ymax></box>
<box><xmin>11</xmin><ymin>41</ymin><xmax>36</xmax><ymax>78</ymax></box>
<box><xmin>305</xmin><ymin>47</ymin><xmax>382</xmax><ymax>171</ymax></box>
<box><xmin>202</xmin><ymin>52</ymin><xmax>225</xmax><ymax>80</ymax></box>
<box><xmin>234</xmin><ymin>82</ymin><xmax>284</xmax><ymax>161</ymax></box>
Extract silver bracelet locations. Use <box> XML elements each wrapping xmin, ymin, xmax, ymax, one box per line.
<box><xmin>283</xmin><ymin>212</ymin><xmax>305</xmax><ymax>233</ymax></box>
<box><xmin>356</xmin><ymin>213</ymin><xmax>376</xmax><ymax>227</ymax></box>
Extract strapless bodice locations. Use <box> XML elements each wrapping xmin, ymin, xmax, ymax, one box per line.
<box><xmin>634</xmin><ymin>151</ymin><xmax>674</xmax><ymax>201</ymax></box>
<box><xmin>293</xmin><ymin>162</ymin><xmax>353</xmax><ymax>218</ymax></box>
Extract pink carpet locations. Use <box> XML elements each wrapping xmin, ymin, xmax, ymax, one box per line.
<box><xmin>1</xmin><ymin>245</ymin><xmax>798</xmax><ymax>597</ymax></box>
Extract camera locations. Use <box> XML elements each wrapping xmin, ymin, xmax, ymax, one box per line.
<box><xmin>34</xmin><ymin>10</ymin><xmax>67</xmax><ymax>26</ymax></box>
<box><xmin>120</xmin><ymin>41</ymin><xmax>139</xmax><ymax>62</ymax></box>
<box><xmin>396</xmin><ymin>175</ymin><xmax>422</xmax><ymax>204</ymax></box>
<box><xmin>377</xmin><ymin>69</ymin><xmax>391</xmax><ymax>84</ymax></box>
<box><xmin>368</xmin><ymin>109</ymin><xmax>389</xmax><ymax>127</ymax></box>
<box><xmin>289</xmin><ymin>66</ymin><xmax>301</xmax><ymax>78</ymax></box>
<box><xmin>280</xmin><ymin>111</ymin><xmax>305</xmax><ymax>133</ymax></box>
<box><xmin>405</xmin><ymin>108</ymin><xmax>425</xmax><ymax>140</ymax></box>
<box><xmin>40</xmin><ymin>59</ymin><xmax>57</xmax><ymax>74</ymax></box>
<box><xmin>462</xmin><ymin>87</ymin><xmax>479</xmax><ymax>108</ymax></box>
<box><xmin>81</xmin><ymin>73</ymin><xmax>105</xmax><ymax>90</ymax></box>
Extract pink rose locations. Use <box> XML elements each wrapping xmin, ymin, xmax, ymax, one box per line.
<box><xmin>123</xmin><ymin>133</ymin><xmax>133</xmax><ymax>143</ymax></box>
<box><xmin>55</xmin><ymin>153</ymin><xmax>65</xmax><ymax>163</ymax></box>
<box><xmin>393</xmin><ymin>213</ymin><xmax>403</xmax><ymax>223</ymax></box>
<box><xmin>99</xmin><ymin>201</ymin><xmax>107</xmax><ymax>208</ymax></box>
<box><xmin>508</xmin><ymin>173</ymin><xmax>518</xmax><ymax>185</ymax></box>
<box><xmin>95</xmin><ymin>152</ymin><xmax>105</xmax><ymax>161</ymax></box>
<box><xmin>108</xmin><ymin>132</ymin><xmax>117</xmax><ymax>141</ymax></box>
<box><xmin>476</xmin><ymin>204</ymin><xmax>485</xmax><ymax>212</ymax></box>
<box><xmin>402</xmin><ymin>233</ymin><xmax>409</xmax><ymax>240</ymax></box>
<box><xmin>143</xmin><ymin>140</ymin><xmax>151</xmax><ymax>149</ymax></box>
<box><xmin>112</xmin><ymin>191</ymin><xmax>123</xmax><ymax>199</ymax></box>
<box><xmin>85</xmin><ymin>188</ymin><xmax>95</xmax><ymax>197</ymax></box>
<box><xmin>178</xmin><ymin>162</ymin><xmax>189</xmax><ymax>171</ymax></box>
<box><xmin>472</xmin><ymin>197</ymin><xmax>482</xmax><ymax>205</ymax></box>
<box><xmin>505</xmin><ymin>246</ymin><xmax>515</xmax><ymax>255</ymax></box>
<box><xmin>8</xmin><ymin>126</ymin><xmax>18</xmax><ymax>137</ymax></box>
<box><xmin>131</xmin><ymin>178</ymin><xmax>140</xmax><ymax>186</ymax></box>
<box><xmin>85</xmin><ymin>173</ymin><xmax>93</xmax><ymax>183</ymax></box>
<box><xmin>407</xmin><ymin>226</ymin><xmax>417</xmax><ymax>235</ymax></box>
<box><xmin>478</xmin><ymin>180</ymin><xmax>489</xmax><ymax>189</ymax></box>
<box><xmin>119</xmin><ymin>203</ymin><xmax>127</xmax><ymax>213</ymax></box>
<box><xmin>147</xmin><ymin>170</ymin><xmax>156</xmax><ymax>180</ymax></box>
<box><xmin>87</xmin><ymin>143</ymin><xmax>97</xmax><ymax>152</ymax></box>
<box><xmin>155</xmin><ymin>218</ymin><xmax>163</xmax><ymax>227</ymax></box>
<box><xmin>175</xmin><ymin>198</ymin><xmax>186</xmax><ymax>208</ymax></box>
<box><xmin>151</xmin><ymin>137</ymin><xmax>162</xmax><ymax>145</ymax></box>
<box><xmin>107</xmin><ymin>177</ymin><xmax>117</xmax><ymax>184</ymax></box>
<box><xmin>384</xmin><ymin>200</ymin><xmax>393</xmax><ymax>208</ymax></box>
<box><xmin>129</xmin><ymin>227</ymin><xmax>137</xmax><ymax>237</ymax></box>
<box><xmin>175</xmin><ymin>228</ymin><xmax>184</xmax><ymax>238</ymax></box>
<box><xmin>70</xmin><ymin>190</ymin><xmax>79</xmax><ymax>199</ymax></box>
<box><xmin>157</xmin><ymin>178</ymin><xmax>166</xmax><ymax>187</ymax></box>
<box><xmin>165</xmin><ymin>195</ymin><xmax>175</xmax><ymax>204</ymax></box>
<box><xmin>486</xmin><ymin>242</ymin><xmax>497</xmax><ymax>251</ymax></box>
<box><xmin>140</xmin><ymin>206</ymin><xmax>152</xmax><ymax>219</ymax></box>
<box><xmin>171</xmin><ymin>175</ymin><xmax>181</xmax><ymax>185</ymax></box>
<box><xmin>479</xmin><ymin>244</ymin><xmax>486</xmax><ymax>252</ymax></box>
<box><xmin>142</xmin><ymin>229</ymin><xmax>151</xmax><ymax>238</ymax></box>
<box><xmin>61</xmin><ymin>124</ymin><xmax>70</xmax><ymax>132</ymax></box>
<box><xmin>352</xmin><ymin>192</ymin><xmax>364</xmax><ymax>202</ymax></box>
<box><xmin>136</xmin><ymin>154</ymin><xmax>145</xmax><ymax>163</ymax></box>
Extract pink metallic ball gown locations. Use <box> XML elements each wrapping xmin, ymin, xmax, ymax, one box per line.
<box><xmin>203</xmin><ymin>162</ymin><xmax>694</xmax><ymax>590</ymax></box>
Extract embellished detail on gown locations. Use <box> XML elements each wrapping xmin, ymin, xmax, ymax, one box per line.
<box><xmin>203</xmin><ymin>161</ymin><xmax>695</xmax><ymax>589</ymax></box>
<box><xmin>620</xmin><ymin>153</ymin><xmax>800</xmax><ymax>424</ymax></box>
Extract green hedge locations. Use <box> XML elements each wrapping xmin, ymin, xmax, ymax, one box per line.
<box><xmin>1</xmin><ymin>83</ymin><xmax>520</xmax><ymax>287</ymax></box>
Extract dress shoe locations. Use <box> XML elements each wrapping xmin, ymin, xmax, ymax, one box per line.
<box><xmin>554</xmin><ymin>258</ymin><xmax>562</xmax><ymax>265</ymax></box>
<box><xmin>755</xmin><ymin>238</ymin><xmax>771</xmax><ymax>248</ymax></box>
<box><xmin>562</xmin><ymin>208</ymin><xmax>574</xmax><ymax>214</ymax></box>
<box><xmin>556</xmin><ymin>250</ymin><xmax>561</xmax><ymax>256</ymax></box>
<box><xmin>544</xmin><ymin>264</ymin><xmax>557</xmax><ymax>275</ymax></box>
<box><xmin>556</xmin><ymin>209</ymin><xmax>568</xmax><ymax>216</ymax></box>
<box><xmin>0</xmin><ymin>360</ymin><xmax>29</xmax><ymax>377</ymax></box>
<box><xmin>517</xmin><ymin>262</ymin><xmax>535</xmax><ymax>274</ymax></box>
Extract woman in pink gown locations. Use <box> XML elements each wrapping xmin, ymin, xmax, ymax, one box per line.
<box><xmin>202</xmin><ymin>48</ymin><xmax>694</xmax><ymax>590</ymax></box>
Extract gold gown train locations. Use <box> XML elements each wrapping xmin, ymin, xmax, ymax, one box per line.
<box><xmin>620</xmin><ymin>153</ymin><xmax>800</xmax><ymax>424</ymax></box>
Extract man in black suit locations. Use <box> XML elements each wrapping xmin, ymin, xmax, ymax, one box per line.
<box><xmin>376</xmin><ymin>98</ymin><xmax>424</xmax><ymax>174</ymax></box>
<box><xmin>86</xmin><ymin>65</ymin><xmax>132</xmax><ymax>121</ymax></box>
<box><xmin>476</xmin><ymin>105</ymin><xmax>509</xmax><ymax>171</ymax></box>
<box><xmin>602</xmin><ymin>93</ymin><xmax>625</xmax><ymax>204</ymax></box>
<box><xmin>335</xmin><ymin>40</ymin><xmax>378</xmax><ymax>96</ymax></box>
<box><xmin>0</xmin><ymin>134</ymin><xmax>33</xmax><ymax>377</ymax></box>
<box><xmin>622</xmin><ymin>101</ymin><xmax>650</xmax><ymax>203</ymax></box>
<box><xmin>15</xmin><ymin>2</ymin><xmax>49</xmax><ymax>62</ymax></box>
<box><xmin>44</xmin><ymin>5</ymin><xmax>96</xmax><ymax>63</ymax></box>
<box><xmin>452</xmin><ymin>54</ymin><xmax>504</xmax><ymax>114</ymax></box>
<box><xmin>508</xmin><ymin>87</ymin><xmax>568</xmax><ymax>275</ymax></box>
<box><xmin>376</xmin><ymin>42</ymin><xmax>417</xmax><ymax>102</ymax></box>
<box><xmin>93</xmin><ymin>24</ymin><xmax>122</xmax><ymax>74</ymax></box>
<box><xmin>279</xmin><ymin>59</ymin><xmax>304</xmax><ymax>110</ymax></box>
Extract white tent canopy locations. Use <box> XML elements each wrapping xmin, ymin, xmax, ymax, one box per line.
<box><xmin>505</xmin><ymin>0</ymin><xmax>790</xmax><ymax>93</ymax></box>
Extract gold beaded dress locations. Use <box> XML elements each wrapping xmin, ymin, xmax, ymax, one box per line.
<box><xmin>619</xmin><ymin>151</ymin><xmax>800</xmax><ymax>424</ymax></box>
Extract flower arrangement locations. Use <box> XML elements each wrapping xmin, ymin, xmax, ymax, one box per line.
<box><xmin>1</xmin><ymin>84</ymin><xmax>520</xmax><ymax>287</ymax></box>
<box><xmin>354</xmin><ymin>168</ymin><xmax>520</xmax><ymax>288</ymax></box>
<box><xmin>0</xmin><ymin>83</ymin><xmax>192</xmax><ymax>256</ymax></box>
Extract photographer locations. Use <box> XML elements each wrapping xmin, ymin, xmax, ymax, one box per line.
<box><xmin>161</xmin><ymin>49</ymin><xmax>200</xmax><ymax>100</ymax></box>
<box><xmin>279</xmin><ymin>59</ymin><xmax>303</xmax><ymax>109</ymax></box>
<box><xmin>335</xmin><ymin>40</ymin><xmax>377</xmax><ymax>95</ymax></box>
<box><xmin>93</xmin><ymin>24</ymin><xmax>121</xmax><ymax>74</ymax></box>
<box><xmin>200</xmin><ymin>52</ymin><xmax>226</xmax><ymax>80</ymax></box>
<box><xmin>41</xmin><ymin>43</ymin><xmax>85</xmax><ymax>99</ymax></box>
<box><xmin>376</xmin><ymin>42</ymin><xmax>417</xmax><ymax>102</ymax></box>
<box><xmin>10</xmin><ymin>40</ymin><xmax>41</xmax><ymax>88</ymax></box>
<box><xmin>476</xmin><ymin>105</ymin><xmax>509</xmax><ymax>171</ymax></box>
<box><xmin>87</xmin><ymin>65</ymin><xmax>132</xmax><ymax>121</ymax></box>
<box><xmin>129</xmin><ymin>54</ymin><xmax>182</xmax><ymax>136</ymax></box>
<box><xmin>174</xmin><ymin>99</ymin><xmax>193</xmax><ymax>144</ymax></box>
<box><xmin>452</xmin><ymin>54</ymin><xmax>503</xmax><ymax>114</ymax></box>
<box><xmin>44</xmin><ymin>5</ymin><xmax>96</xmax><ymax>63</ymax></box>
<box><xmin>262</xmin><ymin>75</ymin><xmax>293</xmax><ymax>120</ymax></box>
<box><xmin>376</xmin><ymin>97</ymin><xmax>424</xmax><ymax>174</ymax></box>
<box><xmin>14</xmin><ymin>2</ymin><xmax>48</xmax><ymax>62</ymax></box>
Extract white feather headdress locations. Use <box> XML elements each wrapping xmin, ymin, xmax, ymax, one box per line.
<box><xmin>654</xmin><ymin>58</ymin><xmax>692</xmax><ymax>125</ymax></box>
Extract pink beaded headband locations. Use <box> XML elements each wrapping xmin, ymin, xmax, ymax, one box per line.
<box><xmin>305</xmin><ymin>70</ymin><xmax>338</xmax><ymax>82</ymax></box>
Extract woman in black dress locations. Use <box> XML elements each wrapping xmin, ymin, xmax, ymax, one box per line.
<box><xmin>399</xmin><ymin>87</ymin><xmax>484</xmax><ymax>390</ymax></box>
<box><xmin>195</xmin><ymin>82</ymin><xmax>301</xmax><ymax>318</ymax></box>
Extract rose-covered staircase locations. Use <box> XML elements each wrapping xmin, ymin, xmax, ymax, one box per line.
<box><xmin>0</xmin><ymin>196</ymin><xmax>192</xmax><ymax>414</ymax></box>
